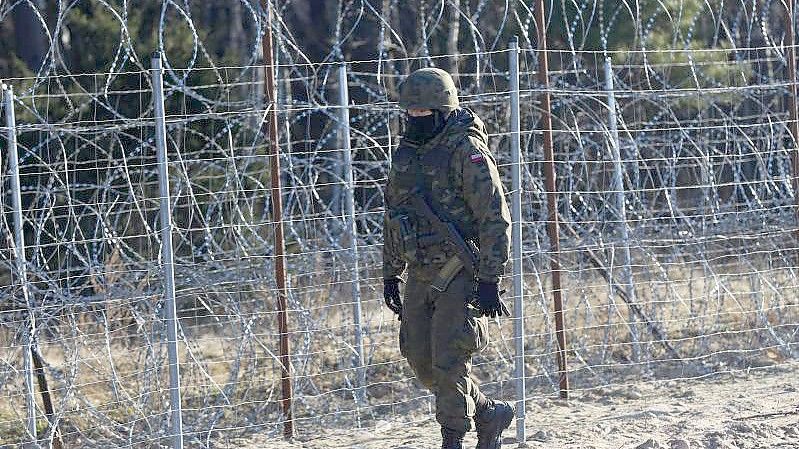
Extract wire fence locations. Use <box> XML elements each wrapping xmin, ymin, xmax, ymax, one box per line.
<box><xmin>1</xmin><ymin>1</ymin><xmax>799</xmax><ymax>448</ymax></box>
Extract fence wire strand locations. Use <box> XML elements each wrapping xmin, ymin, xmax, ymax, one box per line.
<box><xmin>1</xmin><ymin>0</ymin><xmax>799</xmax><ymax>447</ymax></box>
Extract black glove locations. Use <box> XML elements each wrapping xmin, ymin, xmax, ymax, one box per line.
<box><xmin>383</xmin><ymin>279</ymin><xmax>402</xmax><ymax>320</ymax></box>
<box><xmin>475</xmin><ymin>282</ymin><xmax>511</xmax><ymax>318</ymax></box>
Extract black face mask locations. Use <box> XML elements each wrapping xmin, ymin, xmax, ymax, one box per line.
<box><xmin>405</xmin><ymin>111</ymin><xmax>447</xmax><ymax>144</ymax></box>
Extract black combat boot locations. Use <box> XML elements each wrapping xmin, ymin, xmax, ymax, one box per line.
<box><xmin>441</xmin><ymin>426</ymin><xmax>465</xmax><ymax>449</ymax></box>
<box><xmin>475</xmin><ymin>400</ymin><xmax>515</xmax><ymax>449</ymax></box>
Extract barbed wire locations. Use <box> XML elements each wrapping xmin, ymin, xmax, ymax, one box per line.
<box><xmin>1</xmin><ymin>0</ymin><xmax>798</xmax><ymax>447</ymax></box>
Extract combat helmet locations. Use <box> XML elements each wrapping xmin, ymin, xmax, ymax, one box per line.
<box><xmin>398</xmin><ymin>68</ymin><xmax>459</xmax><ymax>113</ymax></box>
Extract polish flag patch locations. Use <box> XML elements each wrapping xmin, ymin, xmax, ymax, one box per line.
<box><xmin>469</xmin><ymin>153</ymin><xmax>484</xmax><ymax>164</ymax></box>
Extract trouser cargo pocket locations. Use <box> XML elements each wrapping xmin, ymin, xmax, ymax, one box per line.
<box><xmin>465</xmin><ymin>304</ymin><xmax>489</xmax><ymax>353</ymax></box>
<box><xmin>451</xmin><ymin>304</ymin><xmax>489</xmax><ymax>355</ymax></box>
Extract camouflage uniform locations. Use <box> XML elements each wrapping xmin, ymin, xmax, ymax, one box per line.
<box><xmin>383</xmin><ymin>69</ymin><xmax>512</xmax><ymax>433</ymax></box>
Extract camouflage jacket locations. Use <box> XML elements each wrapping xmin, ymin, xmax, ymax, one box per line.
<box><xmin>382</xmin><ymin>108</ymin><xmax>511</xmax><ymax>283</ymax></box>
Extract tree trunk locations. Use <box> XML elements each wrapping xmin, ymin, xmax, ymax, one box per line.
<box><xmin>230</xmin><ymin>0</ymin><xmax>247</xmax><ymax>63</ymax></box>
<box><xmin>12</xmin><ymin>0</ymin><xmax>47</xmax><ymax>71</ymax></box>
<box><xmin>446</xmin><ymin>1</ymin><xmax>461</xmax><ymax>77</ymax></box>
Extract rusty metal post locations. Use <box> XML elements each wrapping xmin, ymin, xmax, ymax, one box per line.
<box><xmin>535</xmin><ymin>0</ymin><xmax>569</xmax><ymax>399</ymax></box>
<box><xmin>788</xmin><ymin>0</ymin><xmax>799</xmax><ymax>206</ymax></box>
<box><xmin>261</xmin><ymin>0</ymin><xmax>294</xmax><ymax>438</ymax></box>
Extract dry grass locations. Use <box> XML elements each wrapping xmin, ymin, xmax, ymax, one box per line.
<box><xmin>0</xmin><ymin>261</ymin><xmax>797</xmax><ymax>446</ymax></box>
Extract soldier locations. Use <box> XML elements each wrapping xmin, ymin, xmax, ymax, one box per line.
<box><xmin>382</xmin><ymin>67</ymin><xmax>515</xmax><ymax>449</ymax></box>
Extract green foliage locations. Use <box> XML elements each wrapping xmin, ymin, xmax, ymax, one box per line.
<box><xmin>546</xmin><ymin>0</ymin><xmax>753</xmax><ymax>114</ymax></box>
<box><xmin>2</xmin><ymin>1</ymin><xmax>261</xmax><ymax>292</ymax></box>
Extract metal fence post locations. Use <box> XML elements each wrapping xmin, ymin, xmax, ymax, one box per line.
<box><xmin>338</xmin><ymin>63</ymin><xmax>367</xmax><ymax>406</ymax></box>
<box><xmin>603</xmin><ymin>58</ymin><xmax>640</xmax><ymax>361</ymax></box>
<box><xmin>508</xmin><ymin>37</ymin><xmax>527</xmax><ymax>444</ymax></box>
<box><xmin>534</xmin><ymin>0</ymin><xmax>569</xmax><ymax>399</ymax></box>
<box><xmin>3</xmin><ymin>82</ymin><xmax>38</xmax><ymax>448</ymax></box>
<box><xmin>151</xmin><ymin>52</ymin><xmax>184</xmax><ymax>449</ymax></box>
<box><xmin>260</xmin><ymin>0</ymin><xmax>294</xmax><ymax>438</ymax></box>
<box><xmin>787</xmin><ymin>0</ymin><xmax>799</xmax><ymax>214</ymax></box>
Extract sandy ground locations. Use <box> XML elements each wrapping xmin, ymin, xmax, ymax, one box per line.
<box><xmin>240</xmin><ymin>364</ymin><xmax>799</xmax><ymax>449</ymax></box>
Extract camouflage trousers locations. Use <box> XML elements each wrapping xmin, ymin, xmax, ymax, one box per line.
<box><xmin>399</xmin><ymin>264</ymin><xmax>490</xmax><ymax>433</ymax></box>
